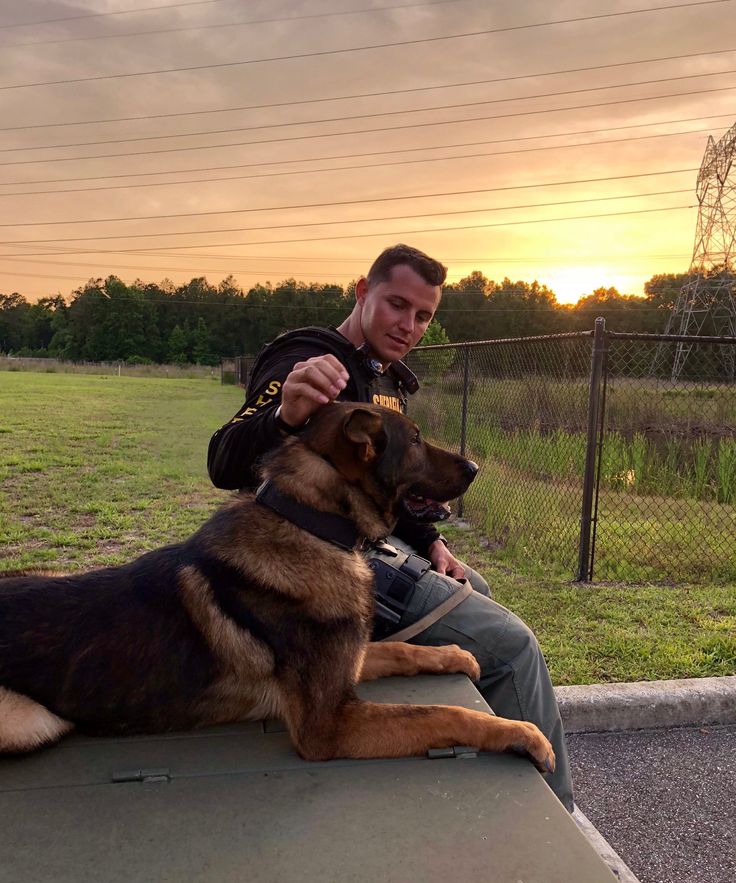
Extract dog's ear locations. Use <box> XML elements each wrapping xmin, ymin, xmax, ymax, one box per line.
<box><xmin>343</xmin><ymin>408</ymin><xmax>386</xmax><ymax>463</ymax></box>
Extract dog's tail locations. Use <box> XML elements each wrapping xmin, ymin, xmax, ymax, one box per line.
<box><xmin>0</xmin><ymin>688</ymin><xmax>74</xmax><ymax>753</ymax></box>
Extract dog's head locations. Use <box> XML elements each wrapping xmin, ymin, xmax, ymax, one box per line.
<box><xmin>295</xmin><ymin>403</ymin><xmax>478</xmax><ymax>530</ymax></box>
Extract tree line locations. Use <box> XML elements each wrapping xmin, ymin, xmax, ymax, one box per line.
<box><xmin>0</xmin><ymin>271</ymin><xmax>696</xmax><ymax>364</ymax></box>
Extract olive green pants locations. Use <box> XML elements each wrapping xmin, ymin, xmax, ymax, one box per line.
<box><xmin>366</xmin><ymin>536</ymin><xmax>574</xmax><ymax>812</ymax></box>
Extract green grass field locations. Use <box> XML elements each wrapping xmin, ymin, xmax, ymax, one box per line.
<box><xmin>1</xmin><ymin>372</ymin><xmax>734</xmax><ymax>685</ymax></box>
<box><xmin>0</xmin><ymin>372</ymin><xmax>238</xmax><ymax>570</ymax></box>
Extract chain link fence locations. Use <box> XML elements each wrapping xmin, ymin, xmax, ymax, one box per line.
<box><xmin>407</xmin><ymin>322</ymin><xmax>736</xmax><ymax>584</ymax></box>
<box><xmin>407</xmin><ymin>333</ymin><xmax>594</xmax><ymax>580</ymax></box>
<box><xmin>1</xmin><ymin>356</ymin><xmax>217</xmax><ymax>380</ymax></box>
<box><xmin>221</xmin><ymin>356</ymin><xmax>254</xmax><ymax>386</ymax></box>
<box><xmin>593</xmin><ymin>331</ymin><xmax>736</xmax><ymax>583</ymax></box>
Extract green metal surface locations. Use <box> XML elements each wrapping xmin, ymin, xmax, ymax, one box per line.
<box><xmin>1</xmin><ymin>676</ymin><xmax>614</xmax><ymax>882</ymax></box>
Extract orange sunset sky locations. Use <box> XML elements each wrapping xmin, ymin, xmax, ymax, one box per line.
<box><xmin>0</xmin><ymin>0</ymin><xmax>734</xmax><ymax>305</ymax></box>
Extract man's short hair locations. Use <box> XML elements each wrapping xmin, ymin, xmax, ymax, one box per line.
<box><xmin>366</xmin><ymin>244</ymin><xmax>447</xmax><ymax>289</ymax></box>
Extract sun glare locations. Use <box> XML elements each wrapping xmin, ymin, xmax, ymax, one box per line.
<box><xmin>540</xmin><ymin>266</ymin><xmax>618</xmax><ymax>305</ymax></box>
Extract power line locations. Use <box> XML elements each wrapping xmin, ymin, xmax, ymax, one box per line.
<box><xmin>1</xmin><ymin>1</ymin><xmax>729</xmax><ymax>91</ymax></box>
<box><xmin>5</xmin><ymin>171</ymin><xmax>695</xmax><ymax>228</ymax></box>
<box><xmin>0</xmin><ymin>195</ymin><xmax>690</xmax><ymax>247</ymax></box>
<box><xmin>0</xmin><ymin>269</ymin><xmax>620</xmax><ymax>286</ymax></box>
<box><xmin>0</xmin><ymin>128</ymin><xmax>709</xmax><ymax>201</ymax></box>
<box><xmin>2</xmin><ymin>47</ymin><xmax>732</xmax><ymax>133</ymax></box>
<box><xmin>0</xmin><ymin>188</ymin><xmax>690</xmax><ymax>245</ymax></box>
<box><xmin>0</xmin><ymin>112</ymin><xmax>729</xmax><ymax>193</ymax></box>
<box><xmin>0</xmin><ymin>204</ymin><xmax>695</xmax><ymax>251</ymax></box>
<box><xmin>0</xmin><ymin>251</ymin><xmax>692</xmax><ymax>277</ymax></box>
<box><xmin>116</xmin><ymin>205</ymin><xmax>700</xmax><ymax>251</ymax></box>
<box><xmin>6</xmin><ymin>68</ymin><xmax>735</xmax><ymax>156</ymax></box>
<box><xmin>0</xmin><ymin>242</ymin><xmax>692</xmax><ymax>262</ymax></box>
<box><xmin>1</xmin><ymin>189</ymin><xmax>690</xmax><ymax>241</ymax></box>
<box><xmin>2</xmin><ymin>85</ymin><xmax>733</xmax><ymax>169</ymax></box>
<box><xmin>1</xmin><ymin>1</ymin><xmax>462</xmax><ymax>48</ymax></box>
<box><xmin>1</xmin><ymin>0</ymin><xmax>227</xmax><ymax>30</ymax></box>
<box><xmin>0</xmin><ymin>113</ymin><xmax>720</xmax><ymax>186</ymax></box>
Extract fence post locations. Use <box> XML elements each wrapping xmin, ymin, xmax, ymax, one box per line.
<box><xmin>577</xmin><ymin>317</ymin><xmax>607</xmax><ymax>581</ymax></box>
<box><xmin>458</xmin><ymin>344</ymin><xmax>470</xmax><ymax>519</ymax></box>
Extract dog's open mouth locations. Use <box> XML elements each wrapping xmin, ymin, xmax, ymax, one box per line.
<box><xmin>402</xmin><ymin>494</ymin><xmax>452</xmax><ymax>523</ymax></box>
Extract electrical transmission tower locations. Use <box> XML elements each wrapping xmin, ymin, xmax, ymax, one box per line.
<box><xmin>660</xmin><ymin>120</ymin><xmax>736</xmax><ymax>380</ymax></box>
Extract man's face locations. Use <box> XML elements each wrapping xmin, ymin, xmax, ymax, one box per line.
<box><xmin>357</xmin><ymin>264</ymin><xmax>441</xmax><ymax>365</ymax></box>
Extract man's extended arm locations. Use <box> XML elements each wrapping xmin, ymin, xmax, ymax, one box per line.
<box><xmin>207</xmin><ymin>342</ymin><xmax>339</xmax><ymax>490</ymax></box>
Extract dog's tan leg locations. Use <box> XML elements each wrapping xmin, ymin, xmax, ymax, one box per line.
<box><xmin>0</xmin><ymin>687</ymin><xmax>73</xmax><ymax>753</ymax></box>
<box><xmin>358</xmin><ymin>641</ymin><xmax>481</xmax><ymax>682</ymax></box>
<box><xmin>291</xmin><ymin>698</ymin><xmax>555</xmax><ymax>773</ymax></box>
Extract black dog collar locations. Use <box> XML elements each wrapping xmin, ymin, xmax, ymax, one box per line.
<box><xmin>255</xmin><ymin>479</ymin><xmax>363</xmax><ymax>552</ymax></box>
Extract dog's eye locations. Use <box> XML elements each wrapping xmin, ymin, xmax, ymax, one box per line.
<box><xmin>411</xmin><ymin>432</ymin><xmax>421</xmax><ymax>445</ymax></box>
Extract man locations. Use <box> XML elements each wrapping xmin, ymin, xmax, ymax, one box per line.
<box><xmin>208</xmin><ymin>244</ymin><xmax>573</xmax><ymax>810</ymax></box>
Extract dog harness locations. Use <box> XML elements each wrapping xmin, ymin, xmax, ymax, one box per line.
<box><xmin>366</xmin><ymin>540</ymin><xmax>473</xmax><ymax>642</ymax></box>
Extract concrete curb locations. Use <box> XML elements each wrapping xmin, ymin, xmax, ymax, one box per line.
<box><xmin>555</xmin><ymin>675</ymin><xmax>736</xmax><ymax>734</ymax></box>
<box><xmin>572</xmin><ymin>805</ymin><xmax>641</xmax><ymax>883</ymax></box>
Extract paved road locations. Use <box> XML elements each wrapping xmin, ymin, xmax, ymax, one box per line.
<box><xmin>567</xmin><ymin>724</ymin><xmax>736</xmax><ymax>883</ymax></box>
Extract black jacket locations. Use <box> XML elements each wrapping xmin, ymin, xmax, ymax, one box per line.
<box><xmin>207</xmin><ymin>327</ymin><xmax>441</xmax><ymax>555</ymax></box>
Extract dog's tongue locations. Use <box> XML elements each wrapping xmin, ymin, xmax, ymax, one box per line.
<box><xmin>402</xmin><ymin>494</ymin><xmax>451</xmax><ymax>523</ymax></box>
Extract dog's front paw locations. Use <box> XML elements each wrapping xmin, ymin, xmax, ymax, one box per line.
<box><xmin>432</xmin><ymin>644</ymin><xmax>481</xmax><ymax>681</ymax></box>
<box><xmin>510</xmin><ymin>722</ymin><xmax>556</xmax><ymax>775</ymax></box>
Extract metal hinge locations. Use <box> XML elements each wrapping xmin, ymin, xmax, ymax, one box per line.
<box><xmin>426</xmin><ymin>746</ymin><xmax>478</xmax><ymax>759</ymax></box>
<box><xmin>112</xmin><ymin>768</ymin><xmax>170</xmax><ymax>784</ymax></box>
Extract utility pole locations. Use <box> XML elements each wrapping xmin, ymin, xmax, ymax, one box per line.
<box><xmin>656</xmin><ymin>121</ymin><xmax>736</xmax><ymax>380</ymax></box>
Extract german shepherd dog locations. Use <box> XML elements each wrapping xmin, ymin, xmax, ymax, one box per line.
<box><xmin>0</xmin><ymin>403</ymin><xmax>554</xmax><ymax>773</ymax></box>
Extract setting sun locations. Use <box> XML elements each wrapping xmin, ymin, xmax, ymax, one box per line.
<box><xmin>534</xmin><ymin>266</ymin><xmax>621</xmax><ymax>304</ymax></box>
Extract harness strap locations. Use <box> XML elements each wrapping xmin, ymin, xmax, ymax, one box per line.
<box><xmin>380</xmin><ymin>579</ymin><xmax>474</xmax><ymax>643</ymax></box>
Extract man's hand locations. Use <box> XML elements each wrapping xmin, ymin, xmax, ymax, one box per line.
<box><xmin>428</xmin><ymin>539</ymin><xmax>465</xmax><ymax>579</ymax></box>
<box><xmin>279</xmin><ymin>355</ymin><xmax>349</xmax><ymax>428</ymax></box>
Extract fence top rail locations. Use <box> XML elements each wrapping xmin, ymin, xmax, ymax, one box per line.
<box><xmin>225</xmin><ymin>326</ymin><xmax>736</xmax><ymax>362</ymax></box>
<box><xmin>608</xmin><ymin>331</ymin><xmax>736</xmax><ymax>345</ymax></box>
<box><xmin>415</xmin><ymin>330</ymin><xmax>594</xmax><ymax>350</ymax></box>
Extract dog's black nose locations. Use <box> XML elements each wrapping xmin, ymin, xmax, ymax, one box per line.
<box><xmin>463</xmin><ymin>460</ymin><xmax>479</xmax><ymax>480</ymax></box>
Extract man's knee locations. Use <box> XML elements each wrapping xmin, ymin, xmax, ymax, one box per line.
<box><xmin>464</xmin><ymin>564</ymin><xmax>491</xmax><ymax>598</ymax></box>
<box><xmin>501</xmin><ymin>609</ymin><xmax>541</xmax><ymax>663</ymax></box>
<box><xmin>448</xmin><ymin>597</ymin><xmax>541</xmax><ymax>676</ymax></box>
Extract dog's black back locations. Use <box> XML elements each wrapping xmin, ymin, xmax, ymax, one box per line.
<box><xmin>0</xmin><ymin>543</ymin><xmax>222</xmax><ymax>733</ymax></box>
<box><xmin>0</xmin><ymin>524</ymin><xmax>367</xmax><ymax>737</ymax></box>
